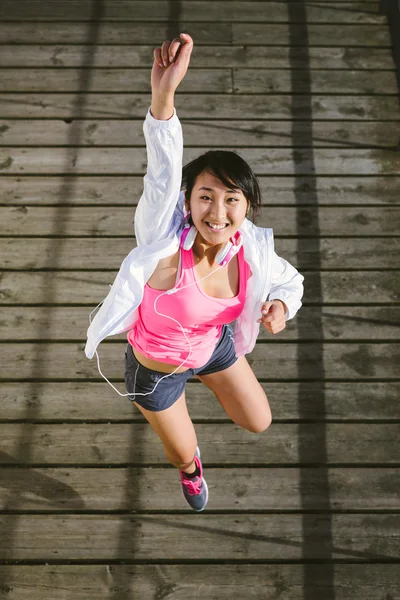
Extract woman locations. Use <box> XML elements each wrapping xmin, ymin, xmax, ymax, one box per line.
<box><xmin>85</xmin><ymin>34</ymin><xmax>304</xmax><ymax>512</ymax></box>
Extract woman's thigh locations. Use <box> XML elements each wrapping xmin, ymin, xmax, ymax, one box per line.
<box><xmin>196</xmin><ymin>356</ymin><xmax>272</xmax><ymax>433</ymax></box>
<box><xmin>132</xmin><ymin>392</ymin><xmax>197</xmax><ymax>464</ymax></box>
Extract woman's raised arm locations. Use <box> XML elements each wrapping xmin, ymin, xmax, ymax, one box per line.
<box><xmin>134</xmin><ymin>34</ymin><xmax>194</xmax><ymax>246</ymax></box>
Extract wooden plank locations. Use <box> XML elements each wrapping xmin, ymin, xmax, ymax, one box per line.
<box><xmin>1</xmin><ymin>238</ymin><xmax>399</xmax><ymax>269</ymax></box>
<box><xmin>0</xmin><ymin>564</ymin><xmax>398</xmax><ymax>600</ymax></box>
<box><xmin>1</xmin><ymin>176</ymin><xmax>399</xmax><ymax>206</ymax></box>
<box><xmin>1</xmin><ymin>147</ymin><xmax>399</xmax><ymax>175</ymax></box>
<box><xmin>2</xmin><ymin>206</ymin><xmax>399</xmax><ymax>236</ymax></box>
<box><xmin>1</xmin><ymin>93</ymin><xmax>399</xmax><ymax>120</ymax></box>
<box><xmin>0</xmin><ymin>68</ymin><xmax>231</xmax><ymax>94</ymax></box>
<box><xmin>233</xmin><ymin>69</ymin><xmax>398</xmax><ymax>95</ymax></box>
<box><xmin>1</xmin><ymin>271</ymin><xmax>398</xmax><ymax>305</ymax></box>
<box><xmin>0</xmin><ymin>514</ymin><xmax>399</xmax><ymax>560</ymax></box>
<box><xmin>0</xmin><ymin>422</ymin><xmax>399</xmax><ymax>465</ymax></box>
<box><xmin>0</xmin><ymin>46</ymin><xmax>394</xmax><ymax>68</ymax></box>
<box><xmin>0</xmin><ymin>94</ymin><xmax>398</xmax><ymax>121</ymax></box>
<box><xmin>2</xmin><ymin>68</ymin><xmax>398</xmax><ymax>96</ymax></box>
<box><xmin>0</xmin><ymin>467</ymin><xmax>399</xmax><ymax>511</ymax></box>
<box><xmin>1</xmin><ymin>342</ymin><xmax>399</xmax><ymax>381</ymax></box>
<box><xmin>0</xmin><ymin>2</ymin><xmax>387</xmax><ymax>24</ymax></box>
<box><xmin>1</xmin><ymin>381</ymin><xmax>400</xmax><ymax>421</ymax></box>
<box><xmin>0</xmin><ymin>22</ymin><xmax>390</xmax><ymax>46</ymax></box>
<box><xmin>233</xmin><ymin>23</ymin><xmax>392</xmax><ymax>45</ymax></box>
<box><xmin>2</xmin><ymin>306</ymin><xmax>399</xmax><ymax>342</ymax></box>
<box><xmin>1</xmin><ymin>118</ymin><xmax>398</xmax><ymax>148</ymax></box>
<box><xmin>0</xmin><ymin>22</ymin><xmax>233</xmax><ymax>45</ymax></box>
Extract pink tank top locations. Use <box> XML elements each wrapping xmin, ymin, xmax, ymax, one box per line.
<box><xmin>127</xmin><ymin>245</ymin><xmax>250</xmax><ymax>368</ymax></box>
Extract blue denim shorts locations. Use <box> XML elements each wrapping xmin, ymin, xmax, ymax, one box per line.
<box><xmin>124</xmin><ymin>324</ymin><xmax>237</xmax><ymax>412</ymax></box>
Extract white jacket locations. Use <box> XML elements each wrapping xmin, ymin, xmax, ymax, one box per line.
<box><xmin>85</xmin><ymin>107</ymin><xmax>304</xmax><ymax>360</ymax></box>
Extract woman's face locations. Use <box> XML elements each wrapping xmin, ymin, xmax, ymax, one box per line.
<box><xmin>184</xmin><ymin>170</ymin><xmax>249</xmax><ymax>248</ymax></box>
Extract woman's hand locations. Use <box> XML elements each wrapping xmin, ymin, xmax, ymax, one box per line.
<box><xmin>257</xmin><ymin>300</ymin><xmax>288</xmax><ymax>334</ymax></box>
<box><xmin>151</xmin><ymin>33</ymin><xmax>194</xmax><ymax>97</ymax></box>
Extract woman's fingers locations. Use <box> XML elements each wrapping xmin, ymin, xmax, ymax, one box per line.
<box><xmin>154</xmin><ymin>47</ymin><xmax>163</xmax><ymax>67</ymax></box>
<box><xmin>154</xmin><ymin>34</ymin><xmax>193</xmax><ymax>68</ymax></box>
<box><xmin>161</xmin><ymin>40</ymin><xmax>172</xmax><ymax>66</ymax></box>
<box><xmin>168</xmin><ymin>37</ymin><xmax>182</xmax><ymax>62</ymax></box>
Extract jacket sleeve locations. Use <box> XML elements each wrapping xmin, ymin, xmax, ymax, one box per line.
<box><xmin>134</xmin><ymin>106</ymin><xmax>184</xmax><ymax>247</ymax></box>
<box><xmin>267</xmin><ymin>252</ymin><xmax>304</xmax><ymax>320</ymax></box>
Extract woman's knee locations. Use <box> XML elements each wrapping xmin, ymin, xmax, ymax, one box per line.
<box><xmin>244</xmin><ymin>410</ymin><xmax>272</xmax><ymax>434</ymax></box>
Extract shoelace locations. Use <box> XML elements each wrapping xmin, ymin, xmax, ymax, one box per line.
<box><xmin>181</xmin><ymin>475</ymin><xmax>202</xmax><ymax>495</ymax></box>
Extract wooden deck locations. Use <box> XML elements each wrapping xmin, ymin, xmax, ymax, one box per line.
<box><xmin>1</xmin><ymin>1</ymin><xmax>400</xmax><ymax>598</ymax></box>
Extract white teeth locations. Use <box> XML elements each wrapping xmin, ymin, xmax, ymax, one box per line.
<box><xmin>207</xmin><ymin>222</ymin><xmax>227</xmax><ymax>230</ymax></box>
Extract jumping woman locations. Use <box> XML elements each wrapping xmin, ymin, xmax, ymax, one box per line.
<box><xmin>85</xmin><ymin>34</ymin><xmax>304</xmax><ymax>512</ymax></box>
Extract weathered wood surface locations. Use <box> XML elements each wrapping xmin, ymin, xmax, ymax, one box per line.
<box><xmin>1</xmin><ymin>94</ymin><xmax>398</xmax><ymax>120</ymax></box>
<box><xmin>0</xmin><ymin>22</ymin><xmax>391</xmax><ymax>46</ymax></box>
<box><xmin>0</xmin><ymin>514</ymin><xmax>399</xmax><ymax>560</ymax></box>
<box><xmin>1</xmin><ymin>306</ymin><xmax>399</xmax><ymax>341</ymax></box>
<box><xmin>1</xmin><ymin>381</ymin><xmax>400</xmax><ymax>421</ymax></box>
<box><xmin>1</xmin><ymin>271</ymin><xmax>398</xmax><ymax>304</ymax></box>
<box><xmin>0</xmin><ymin>2</ymin><xmax>387</xmax><ymax>23</ymax></box>
<box><xmin>1</xmin><ymin>176</ymin><xmax>399</xmax><ymax>205</ymax></box>
<box><xmin>0</xmin><ymin>342</ymin><xmax>399</xmax><ymax>380</ymax></box>
<box><xmin>1</xmin><ymin>147</ymin><xmax>399</xmax><ymax>174</ymax></box>
<box><xmin>2</xmin><ymin>238</ymin><xmax>399</xmax><ymax>269</ymax></box>
<box><xmin>1</xmin><ymin>421</ymin><xmax>400</xmax><ymax>464</ymax></box>
<box><xmin>0</xmin><ymin>46</ymin><xmax>394</xmax><ymax>68</ymax></box>
<box><xmin>0</xmin><ymin>565</ymin><xmax>398</xmax><ymax>600</ymax></box>
<box><xmin>0</xmin><ymin>0</ymin><xmax>399</xmax><ymax>595</ymax></box>
<box><xmin>1</xmin><ymin>118</ymin><xmax>398</xmax><ymax>148</ymax></box>
<box><xmin>0</xmin><ymin>467</ymin><xmax>399</xmax><ymax>511</ymax></box>
<box><xmin>2</xmin><ymin>206</ymin><xmax>399</xmax><ymax>236</ymax></box>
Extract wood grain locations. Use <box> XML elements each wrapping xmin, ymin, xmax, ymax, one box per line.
<box><xmin>1</xmin><ymin>381</ymin><xmax>399</xmax><ymax>421</ymax></box>
<box><xmin>0</xmin><ymin>22</ymin><xmax>391</xmax><ymax>45</ymax></box>
<box><xmin>2</xmin><ymin>206</ymin><xmax>399</xmax><ymax>236</ymax></box>
<box><xmin>0</xmin><ymin>2</ymin><xmax>387</xmax><ymax>24</ymax></box>
<box><xmin>0</xmin><ymin>565</ymin><xmax>397</xmax><ymax>600</ymax></box>
<box><xmin>2</xmin><ymin>238</ymin><xmax>399</xmax><ymax>269</ymax></box>
<box><xmin>1</xmin><ymin>176</ymin><xmax>399</xmax><ymax>206</ymax></box>
<box><xmin>0</xmin><ymin>423</ymin><xmax>399</xmax><ymax>465</ymax></box>
<box><xmin>0</xmin><ymin>467</ymin><xmax>398</xmax><ymax>511</ymax></box>
<box><xmin>0</xmin><ymin>46</ymin><xmax>394</xmax><ymax>68</ymax></box>
<box><xmin>0</xmin><ymin>514</ymin><xmax>398</xmax><ymax>560</ymax></box>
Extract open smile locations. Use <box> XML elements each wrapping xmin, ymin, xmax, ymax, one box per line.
<box><xmin>205</xmin><ymin>222</ymin><xmax>229</xmax><ymax>233</ymax></box>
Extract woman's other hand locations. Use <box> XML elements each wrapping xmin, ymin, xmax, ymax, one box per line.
<box><xmin>151</xmin><ymin>33</ymin><xmax>194</xmax><ymax>96</ymax></box>
<box><xmin>257</xmin><ymin>300</ymin><xmax>288</xmax><ymax>334</ymax></box>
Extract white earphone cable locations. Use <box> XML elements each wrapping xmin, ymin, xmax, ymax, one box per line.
<box><xmin>89</xmin><ymin>263</ymin><xmax>226</xmax><ymax>398</ymax></box>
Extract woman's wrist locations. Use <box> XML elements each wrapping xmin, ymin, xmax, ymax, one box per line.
<box><xmin>151</xmin><ymin>93</ymin><xmax>175</xmax><ymax>120</ymax></box>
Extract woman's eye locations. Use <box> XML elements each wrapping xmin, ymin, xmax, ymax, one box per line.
<box><xmin>200</xmin><ymin>196</ymin><xmax>239</xmax><ymax>202</ymax></box>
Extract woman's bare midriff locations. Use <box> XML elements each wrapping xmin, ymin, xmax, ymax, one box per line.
<box><xmin>132</xmin><ymin>348</ymin><xmax>190</xmax><ymax>373</ymax></box>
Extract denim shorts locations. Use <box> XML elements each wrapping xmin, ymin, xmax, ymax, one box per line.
<box><xmin>124</xmin><ymin>324</ymin><xmax>237</xmax><ymax>412</ymax></box>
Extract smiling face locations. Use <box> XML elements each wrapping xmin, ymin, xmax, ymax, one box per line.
<box><xmin>184</xmin><ymin>170</ymin><xmax>249</xmax><ymax>252</ymax></box>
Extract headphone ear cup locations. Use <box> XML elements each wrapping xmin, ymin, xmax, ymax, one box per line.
<box><xmin>215</xmin><ymin>240</ymin><xmax>232</xmax><ymax>265</ymax></box>
<box><xmin>215</xmin><ymin>231</ymin><xmax>243</xmax><ymax>266</ymax></box>
<box><xmin>181</xmin><ymin>225</ymin><xmax>198</xmax><ymax>250</ymax></box>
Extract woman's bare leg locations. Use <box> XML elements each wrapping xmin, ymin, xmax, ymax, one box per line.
<box><xmin>133</xmin><ymin>391</ymin><xmax>198</xmax><ymax>473</ymax></box>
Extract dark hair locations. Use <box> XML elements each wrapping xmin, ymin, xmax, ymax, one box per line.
<box><xmin>181</xmin><ymin>150</ymin><xmax>262</xmax><ymax>224</ymax></box>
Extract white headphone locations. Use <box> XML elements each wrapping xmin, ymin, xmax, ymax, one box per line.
<box><xmin>181</xmin><ymin>220</ymin><xmax>243</xmax><ymax>267</ymax></box>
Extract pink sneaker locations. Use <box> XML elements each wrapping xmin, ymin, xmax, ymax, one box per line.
<box><xmin>179</xmin><ymin>447</ymin><xmax>208</xmax><ymax>512</ymax></box>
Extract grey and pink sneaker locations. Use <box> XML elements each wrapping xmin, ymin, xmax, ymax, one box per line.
<box><xmin>179</xmin><ymin>446</ymin><xmax>208</xmax><ymax>512</ymax></box>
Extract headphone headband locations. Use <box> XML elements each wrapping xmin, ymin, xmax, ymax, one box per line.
<box><xmin>180</xmin><ymin>225</ymin><xmax>242</xmax><ymax>267</ymax></box>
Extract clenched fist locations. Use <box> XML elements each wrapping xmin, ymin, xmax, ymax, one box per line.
<box><xmin>151</xmin><ymin>33</ymin><xmax>194</xmax><ymax>96</ymax></box>
<box><xmin>257</xmin><ymin>300</ymin><xmax>288</xmax><ymax>334</ymax></box>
